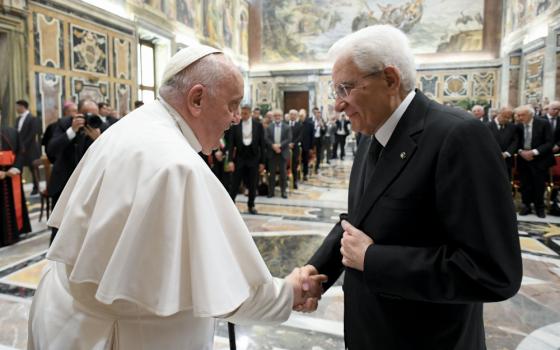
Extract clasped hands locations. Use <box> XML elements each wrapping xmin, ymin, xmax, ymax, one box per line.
<box><xmin>285</xmin><ymin>265</ymin><xmax>327</xmax><ymax>313</ymax></box>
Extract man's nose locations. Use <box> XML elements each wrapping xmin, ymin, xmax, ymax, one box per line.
<box><xmin>334</xmin><ymin>99</ymin><xmax>347</xmax><ymax>113</ymax></box>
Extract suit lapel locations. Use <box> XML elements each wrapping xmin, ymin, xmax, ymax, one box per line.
<box><xmin>351</xmin><ymin>91</ymin><xmax>428</xmax><ymax>227</ymax></box>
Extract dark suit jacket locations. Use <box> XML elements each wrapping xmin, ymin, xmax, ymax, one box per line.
<box><xmin>265</xmin><ymin>122</ymin><xmax>292</xmax><ymax>160</ymax></box>
<box><xmin>488</xmin><ymin>122</ymin><xmax>518</xmax><ymax>168</ymax></box>
<box><xmin>47</xmin><ymin>117</ymin><xmax>110</xmax><ymax>197</ymax></box>
<box><xmin>290</xmin><ymin>121</ymin><xmax>303</xmax><ymax>146</ymax></box>
<box><xmin>15</xmin><ymin>113</ymin><xmax>41</xmax><ymax>165</ymax></box>
<box><xmin>538</xmin><ymin>115</ymin><xmax>560</xmax><ymax>149</ymax></box>
<box><xmin>301</xmin><ymin>117</ymin><xmax>315</xmax><ymax>151</ymax></box>
<box><xmin>308</xmin><ymin>91</ymin><xmax>521</xmax><ymax>349</ymax></box>
<box><xmin>335</xmin><ymin>119</ymin><xmax>351</xmax><ymax>136</ymax></box>
<box><xmin>228</xmin><ymin>119</ymin><xmax>265</xmax><ymax>166</ymax></box>
<box><xmin>1</xmin><ymin>127</ymin><xmax>23</xmax><ymax>170</ymax></box>
<box><xmin>517</xmin><ymin>117</ymin><xmax>555</xmax><ymax>170</ymax></box>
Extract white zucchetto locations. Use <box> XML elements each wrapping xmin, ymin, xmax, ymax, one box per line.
<box><xmin>160</xmin><ymin>44</ymin><xmax>222</xmax><ymax>85</ymax></box>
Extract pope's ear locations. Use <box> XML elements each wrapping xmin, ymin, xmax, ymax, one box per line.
<box><xmin>186</xmin><ymin>84</ymin><xmax>204</xmax><ymax>117</ymax></box>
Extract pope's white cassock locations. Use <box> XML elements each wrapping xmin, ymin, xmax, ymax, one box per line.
<box><xmin>28</xmin><ymin>96</ymin><xmax>293</xmax><ymax>348</ymax></box>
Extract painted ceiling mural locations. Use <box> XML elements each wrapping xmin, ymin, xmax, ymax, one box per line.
<box><xmin>262</xmin><ymin>0</ymin><xmax>484</xmax><ymax>62</ymax></box>
<box><xmin>505</xmin><ymin>0</ymin><xmax>560</xmax><ymax>36</ymax></box>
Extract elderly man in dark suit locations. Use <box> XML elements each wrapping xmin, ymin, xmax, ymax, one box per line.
<box><xmin>516</xmin><ymin>104</ymin><xmax>555</xmax><ymax>218</ymax></box>
<box><xmin>228</xmin><ymin>105</ymin><xmax>266</xmax><ymax>214</ymax></box>
<box><xmin>265</xmin><ymin>109</ymin><xmax>292</xmax><ymax>198</ymax></box>
<box><xmin>540</xmin><ymin>100</ymin><xmax>560</xmax><ymax>214</ymax></box>
<box><xmin>296</xmin><ymin>25</ymin><xmax>521</xmax><ymax>349</ymax></box>
<box><xmin>487</xmin><ymin>106</ymin><xmax>518</xmax><ymax>180</ymax></box>
<box><xmin>14</xmin><ymin>100</ymin><xmax>42</xmax><ymax>195</ymax></box>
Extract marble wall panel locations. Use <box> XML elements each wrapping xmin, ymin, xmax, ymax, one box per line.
<box><xmin>524</xmin><ymin>49</ymin><xmax>545</xmax><ymax>104</ymax></box>
<box><xmin>72</xmin><ymin>77</ymin><xmax>109</xmax><ymax>104</ymax></box>
<box><xmin>34</xmin><ymin>13</ymin><xmax>63</xmax><ymax>69</ymax></box>
<box><xmin>35</xmin><ymin>73</ymin><xmax>64</xmax><ymax>127</ymax></box>
<box><xmin>70</xmin><ymin>24</ymin><xmax>108</xmax><ymax>75</ymax></box>
<box><xmin>420</xmin><ymin>75</ymin><xmax>438</xmax><ymax>99</ymax></box>
<box><xmin>443</xmin><ymin>74</ymin><xmax>469</xmax><ymax>97</ymax></box>
<box><xmin>556</xmin><ymin>51</ymin><xmax>560</xmax><ymax>101</ymax></box>
<box><xmin>472</xmin><ymin>71</ymin><xmax>495</xmax><ymax>98</ymax></box>
<box><xmin>115</xmin><ymin>83</ymin><xmax>131</xmax><ymax>117</ymax></box>
<box><xmin>113</xmin><ymin>38</ymin><xmax>131</xmax><ymax>80</ymax></box>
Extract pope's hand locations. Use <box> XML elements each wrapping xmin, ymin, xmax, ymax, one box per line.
<box><xmin>340</xmin><ymin>220</ymin><xmax>374</xmax><ymax>271</ymax></box>
<box><xmin>285</xmin><ymin>266</ymin><xmax>327</xmax><ymax>313</ymax></box>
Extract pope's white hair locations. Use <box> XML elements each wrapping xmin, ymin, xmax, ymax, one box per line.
<box><xmin>159</xmin><ymin>53</ymin><xmax>229</xmax><ymax>98</ymax></box>
<box><xmin>328</xmin><ymin>25</ymin><xmax>416</xmax><ymax>92</ymax></box>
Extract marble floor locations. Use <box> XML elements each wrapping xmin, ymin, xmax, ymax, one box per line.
<box><xmin>1</xmin><ymin>157</ymin><xmax>560</xmax><ymax>349</ymax></box>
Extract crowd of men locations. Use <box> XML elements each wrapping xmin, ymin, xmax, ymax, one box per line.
<box><xmin>475</xmin><ymin>100</ymin><xmax>560</xmax><ymax>218</ymax></box>
<box><xmin>201</xmin><ymin>105</ymin><xmax>351</xmax><ymax>214</ymax></box>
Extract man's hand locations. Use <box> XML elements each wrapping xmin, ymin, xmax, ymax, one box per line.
<box><xmin>285</xmin><ymin>266</ymin><xmax>327</xmax><ymax>313</ymax></box>
<box><xmin>340</xmin><ymin>220</ymin><xmax>374</xmax><ymax>271</ymax></box>
<box><xmin>0</xmin><ymin>171</ymin><xmax>5</xmax><ymax>180</ymax></box>
<box><xmin>259</xmin><ymin>163</ymin><xmax>265</xmax><ymax>173</ymax></box>
<box><xmin>214</xmin><ymin>150</ymin><xmax>224</xmax><ymax>162</ymax></box>
<box><xmin>83</xmin><ymin>126</ymin><xmax>101</xmax><ymax>141</ymax></box>
<box><xmin>289</xmin><ymin>142</ymin><xmax>294</xmax><ymax>149</ymax></box>
<box><xmin>6</xmin><ymin>168</ymin><xmax>20</xmax><ymax>177</ymax></box>
<box><xmin>72</xmin><ymin>115</ymin><xmax>86</xmax><ymax>133</ymax></box>
<box><xmin>520</xmin><ymin>150</ymin><xmax>535</xmax><ymax>161</ymax></box>
<box><xmin>554</xmin><ymin>145</ymin><xmax>560</xmax><ymax>153</ymax></box>
<box><xmin>272</xmin><ymin>144</ymin><xmax>281</xmax><ymax>154</ymax></box>
<box><xmin>227</xmin><ymin>161</ymin><xmax>235</xmax><ymax>173</ymax></box>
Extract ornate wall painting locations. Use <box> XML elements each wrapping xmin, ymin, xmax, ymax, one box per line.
<box><xmin>115</xmin><ymin>83</ymin><xmax>131</xmax><ymax>117</ymax></box>
<box><xmin>443</xmin><ymin>74</ymin><xmax>468</xmax><ymax>97</ymax></box>
<box><xmin>505</xmin><ymin>0</ymin><xmax>560</xmax><ymax>35</ymax></box>
<box><xmin>34</xmin><ymin>13</ymin><xmax>64</xmax><ymax>68</ymax></box>
<box><xmin>524</xmin><ymin>50</ymin><xmax>545</xmax><ymax>103</ymax></box>
<box><xmin>176</xmin><ymin>0</ymin><xmax>195</xmax><ymax>28</ymax></box>
<box><xmin>419</xmin><ymin>75</ymin><xmax>438</xmax><ymax>99</ymax></box>
<box><xmin>35</xmin><ymin>73</ymin><xmax>64</xmax><ymax>127</ymax></box>
<box><xmin>223</xmin><ymin>0</ymin><xmax>236</xmax><ymax>49</ymax></box>
<box><xmin>204</xmin><ymin>0</ymin><xmax>225</xmax><ymax>47</ymax></box>
<box><xmin>114</xmin><ymin>38</ymin><xmax>132</xmax><ymax>80</ymax></box>
<box><xmin>262</xmin><ymin>0</ymin><xmax>484</xmax><ymax>63</ymax></box>
<box><xmin>256</xmin><ymin>80</ymin><xmax>274</xmax><ymax>104</ymax></box>
<box><xmin>239</xmin><ymin>3</ymin><xmax>249</xmax><ymax>56</ymax></box>
<box><xmin>472</xmin><ymin>72</ymin><xmax>495</xmax><ymax>98</ymax></box>
<box><xmin>71</xmin><ymin>77</ymin><xmax>110</xmax><ymax>104</ymax></box>
<box><xmin>71</xmin><ymin>25</ymin><xmax>108</xmax><ymax>75</ymax></box>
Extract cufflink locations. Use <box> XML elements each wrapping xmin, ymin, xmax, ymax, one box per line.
<box><xmin>400</xmin><ymin>152</ymin><xmax>407</xmax><ymax>159</ymax></box>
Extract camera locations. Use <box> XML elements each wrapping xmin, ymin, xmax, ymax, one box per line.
<box><xmin>83</xmin><ymin>112</ymin><xmax>103</xmax><ymax>129</ymax></box>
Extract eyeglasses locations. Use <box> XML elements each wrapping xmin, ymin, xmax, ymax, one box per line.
<box><xmin>332</xmin><ymin>71</ymin><xmax>383</xmax><ymax>100</ymax></box>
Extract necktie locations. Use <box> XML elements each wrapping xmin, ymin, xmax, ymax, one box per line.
<box><xmin>524</xmin><ymin>124</ymin><xmax>531</xmax><ymax>150</ymax></box>
<box><xmin>551</xmin><ymin>118</ymin><xmax>556</xmax><ymax>130</ymax></box>
<box><xmin>361</xmin><ymin>136</ymin><xmax>383</xmax><ymax>194</ymax></box>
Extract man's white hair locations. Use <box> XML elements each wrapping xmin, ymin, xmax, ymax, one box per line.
<box><xmin>514</xmin><ymin>105</ymin><xmax>535</xmax><ymax>117</ymax></box>
<box><xmin>471</xmin><ymin>105</ymin><xmax>484</xmax><ymax>113</ymax></box>
<box><xmin>328</xmin><ymin>25</ymin><xmax>416</xmax><ymax>92</ymax></box>
<box><xmin>159</xmin><ymin>54</ymin><xmax>228</xmax><ymax>99</ymax></box>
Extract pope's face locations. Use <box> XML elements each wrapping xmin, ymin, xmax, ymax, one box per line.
<box><xmin>200</xmin><ymin>67</ymin><xmax>243</xmax><ymax>154</ymax></box>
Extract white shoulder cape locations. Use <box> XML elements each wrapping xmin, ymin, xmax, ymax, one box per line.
<box><xmin>47</xmin><ymin>100</ymin><xmax>271</xmax><ymax>317</ymax></box>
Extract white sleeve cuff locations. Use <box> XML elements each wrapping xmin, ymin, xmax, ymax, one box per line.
<box><xmin>66</xmin><ymin>127</ymin><xmax>76</xmax><ymax>140</ymax></box>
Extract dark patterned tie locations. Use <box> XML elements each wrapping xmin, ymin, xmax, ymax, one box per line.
<box><xmin>361</xmin><ymin>136</ymin><xmax>383</xmax><ymax>194</ymax></box>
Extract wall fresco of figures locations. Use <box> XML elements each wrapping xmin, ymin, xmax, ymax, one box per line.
<box><xmin>505</xmin><ymin>0</ymin><xmax>560</xmax><ymax>36</ymax></box>
<box><xmin>29</xmin><ymin>3</ymin><xmax>135</xmax><ymax>128</ymax></box>
<box><xmin>262</xmin><ymin>0</ymin><xmax>484</xmax><ymax>63</ymax></box>
<box><xmin>135</xmin><ymin>0</ymin><xmax>250</xmax><ymax>56</ymax></box>
<box><xmin>524</xmin><ymin>49</ymin><xmax>545</xmax><ymax>104</ymax></box>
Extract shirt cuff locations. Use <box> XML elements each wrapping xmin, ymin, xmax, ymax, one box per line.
<box><xmin>66</xmin><ymin>127</ymin><xmax>76</xmax><ymax>140</ymax></box>
<box><xmin>503</xmin><ymin>152</ymin><xmax>511</xmax><ymax>158</ymax></box>
<box><xmin>532</xmin><ymin>149</ymin><xmax>539</xmax><ymax>156</ymax></box>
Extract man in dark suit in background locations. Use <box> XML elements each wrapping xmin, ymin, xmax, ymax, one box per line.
<box><xmin>311</xmin><ymin>107</ymin><xmax>326</xmax><ymax>173</ymax></box>
<box><xmin>98</xmin><ymin>102</ymin><xmax>119</xmax><ymax>126</ymax></box>
<box><xmin>516</xmin><ymin>104</ymin><xmax>555</xmax><ymax>218</ymax></box>
<box><xmin>265</xmin><ymin>109</ymin><xmax>292</xmax><ymax>198</ymax></box>
<box><xmin>487</xmin><ymin>106</ymin><xmax>518</xmax><ymax>180</ymax></box>
<box><xmin>471</xmin><ymin>105</ymin><xmax>489</xmax><ymax>123</ymax></box>
<box><xmin>297</xmin><ymin>25</ymin><xmax>521</xmax><ymax>350</ymax></box>
<box><xmin>47</xmin><ymin>99</ymin><xmax>105</xmax><ymax>243</ymax></box>
<box><xmin>299</xmin><ymin>109</ymin><xmax>314</xmax><ymax>181</ymax></box>
<box><xmin>288</xmin><ymin>109</ymin><xmax>303</xmax><ymax>189</ymax></box>
<box><xmin>228</xmin><ymin>105</ymin><xmax>265</xmax><ymax>214</ymax></box>
<box><xmin>14</xmin><ymin>100</ymin><xmax>42</xmax><ymax>195</ymax></box>
<box><xmin>540</xmin><ymin>100</ymin><xmax>560</xmax><ymax>214</ymax></box>
<box><xmin>332</xmin><ymin>112</ymin><xmax>351</xmax><ymax>160</ymax></box>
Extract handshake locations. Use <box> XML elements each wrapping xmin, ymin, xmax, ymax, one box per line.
<box><xmin>285</xmin><ymin>265</ymin><xmax>328</xmax><ymax>313</ymax></box>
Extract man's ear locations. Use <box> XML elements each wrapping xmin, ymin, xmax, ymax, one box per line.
<box><xmin>186</xmin><ymin>84</ymin><xmax>204</xmax><ymax>118</ymax></box>
<box><xmin>383</xmin><ymin>66</ymin><xmax>401</xmax><ymax>95</ymax></box>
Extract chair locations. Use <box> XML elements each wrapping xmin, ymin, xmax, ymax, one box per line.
<box><xmin>546</xmin><ymin>155</ymin><xmax>560</xmax><ymax>208</ymax></box>
<box><xmin>511</xmin><ymin>154</ymin><xmax>520</xmax><ymax>197</ymax></box>
<box><xmin>32</xmin><ymin>156</ymin><xmax>52</xmax><ymax>221</ymax></box>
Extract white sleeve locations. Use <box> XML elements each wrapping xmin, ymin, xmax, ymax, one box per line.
<box><xmin>219</xmin><ymin>277</ymin><xmax>293</xmax><ymax>326</ymax></box>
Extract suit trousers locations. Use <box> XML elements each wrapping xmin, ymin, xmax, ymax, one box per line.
<box><xmin>230</xmin><ymin>162</ymin><xmax>259</xmax><ymax>208</ymax></box>
<box><xmin>332</xmin><ymin>134</ymin><xmax>347</xmax><ymax>159</ymax></box>
<box><xmin>301</xmin><ymin>148</ymin><xmax>310</xmax><ymax>177</ymax></box>
<box><xmin>291</xmin><ymin>145</ymin><xmax>300</xmax><ymax>187</ymax></box>
<box><xmin>313</xmin><ymin>138</ymin><xmax>322</xmax><ymax>171</ymax></box>
<box><xmin>519</xmin><ymin>162</ymin><xmax>548</xmax><ymax>210</ymax></box>
<box><xmin>268</xmin><ymin>154</ymin><xmax>287</xmax><ymax>196</ymax></box>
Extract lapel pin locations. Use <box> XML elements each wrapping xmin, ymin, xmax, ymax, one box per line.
<box><xmin>400</xmin><ymin>152</ymin><xmax>407</xmax><ymax>159</ymax></box>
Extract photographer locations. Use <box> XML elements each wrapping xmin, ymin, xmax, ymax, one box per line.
<box><xmin>46</xmin><ymin>99</ymin><xmax>108</xmax><ymax>244</ymax></box>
